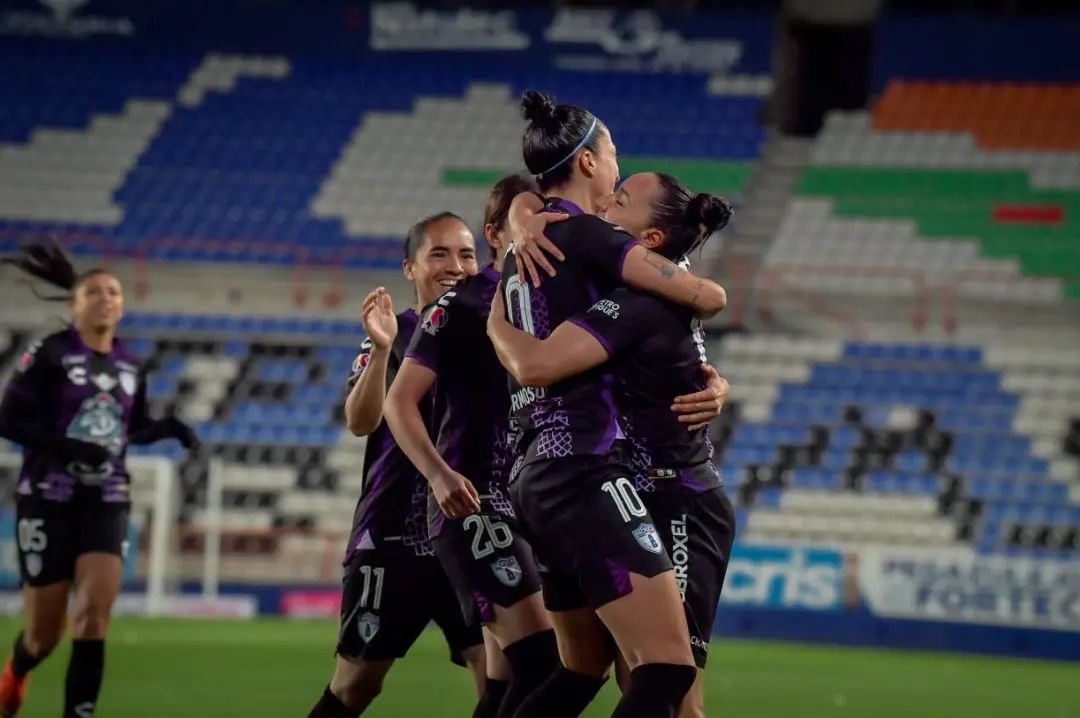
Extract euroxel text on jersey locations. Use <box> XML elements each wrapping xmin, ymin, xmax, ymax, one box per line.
<box><xmin>670</xmin><ymin>515</ymin><xmax>689</xmax><ymax>600</ymax></box>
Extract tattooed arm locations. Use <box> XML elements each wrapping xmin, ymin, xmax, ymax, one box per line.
<box><xmin>620</xmin><ymin>245</ymin><xmax>727</xmax><ymax>318</ymax></box>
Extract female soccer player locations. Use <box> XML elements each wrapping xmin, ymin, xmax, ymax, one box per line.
<box><xmin>383</xmin><ymin>175</ymin><xmax>559</xmax><ymax>718</ymax></box>
<box><xmin>492</xmin><ymin>90</ymin><xmax>729</xmax><ymax>718</ymax></box>
<box><xmin>0</xmin><ymin>240</ymin><xmax>198</xmax><ymax>718</ymax></box>
<box><xmin>488</xmin><ymin>172</ymin><xmax>737</xmax><ymax>718</ymax></box>
<box><xmin>308</xmin><ymin>212</ymin><xmax>489</xmax><ymax>718</ymax></box>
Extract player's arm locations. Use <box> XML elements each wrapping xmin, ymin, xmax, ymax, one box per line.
<box><xmin>128</xmin><ymin>374</ymin><xmax>198</xmax><ymax>449</ymax></box>
<box><xmin>0</xmin><ymin>341</ymin><xmax>109</xmax><ymax>463</ymax></box>
<box><xmin>619</xmin><ymin>245</ymin><xmax>727</xmax><ymax>319</ymax></box>
<box><xmin>384</xmin><ymin>360</ymin><xmax>482</xmax><ymax>519</ymax></box>
<box><xmin>576</xmin><ymin>218</ymin><xmax>727</xmax><ymax>319</ymax></box>
<box><xmin>487</xmin><ymin>287</ymin><xmax>609</xmax><ymax>387</ymax></box>
<box><xmin>672</xmin><ymin>364</ymin><xmax>730</xmax><ymax>432</ymax></box>
<box><xmin>344</xmin><ymin>288</ymin><xmax>397</xmax><ymax>436</ymax></box>
<box><xmin>507</xmin><ymin>191</ymin><xmax>569</xmax><ymax>287</ymax></box>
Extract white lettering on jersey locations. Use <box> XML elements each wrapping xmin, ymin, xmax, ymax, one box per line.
<box><xmin>588</xmin><ymin>299</ymin><xmax>620</xmax><ymax>319</ymax></box>
<box><xmin>670</xmin><ymin>515</ymin><xmax>690</xmax><ymax>600</ymax></box>
<box><xmin>510</xmin><ymin>385</ymin><xmax>546</xmax><ymax>412</ymax></box>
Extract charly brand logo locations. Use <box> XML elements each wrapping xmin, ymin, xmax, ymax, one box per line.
<box><xmin>491</xmin><ymin>556</ymin><xmax>523</xmax><ymax>587</ymax></box>
<box><xmin>0</xmin><ymin>0</ymin><xmax>134</xmax><ymax>38</ymax></box>
<box><xmin>358</xmin><ymin>611</ymin><xmax>380</xmax><ymax>643</ymax></box>
<box><xmin>633</xmin><ymin>523</ymin><xmax>664</xmax><ymax>554</ymax></box>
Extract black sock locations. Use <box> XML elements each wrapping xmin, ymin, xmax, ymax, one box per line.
<box><xmin>611</xmin><ymin>663</ymin><xmax>697</xmax><ymax>718</ymax></box>
<box><xmin>493</xmin><ymin>629</ymin><xmax>559</xmax><ymax>718</ymax></box>
<box><xmin>473</xmin><ymin>677</ymin><xmax>509</xmax><ymax>718</ymax></box>
<box><xmin>63</xmin><ymin>639</ymin><xmax>105</xmax><ymax>718</ymax></box>
<box><xmin>10</xmin><ymin>632</ymin><xmax>48</xmax><ymax>678</ymax></box>
<box><xmin>512</xmin><ymin>665</ymin><xmax>607</xmax><ymax>718</ymax></box>
<box><xmin>308</xmin><ymin>685</ymin><xmax>360</xmax><ymax>718</ymax></box>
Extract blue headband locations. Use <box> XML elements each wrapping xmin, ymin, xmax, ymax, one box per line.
<box><xmin>536</xmin><ymin>117</ymin><xmax>598</xmax><ymax>180</ymax></box>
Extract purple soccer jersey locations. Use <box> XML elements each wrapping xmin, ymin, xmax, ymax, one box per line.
<box><xmin>498</xmin><ymin>198</ymin><xmax>636</xmax><ymax>471</ymax></box>
<box><xmin>344</xmin><ymin>308</ymin><xmax>435</xmax><ymax>561</ymax></box>
<box><xmin>569</xmin><ymin>288</ymin><xmax>721</xmax><ymax>494</ymax></box>
<box><xmin>0</xmin><ymin>328</ymin><xmax>145</xmax><ymax>503</ymax></box>
<box><xmin>404</xmin><ymin>266</ymin><xmax>514</xmax><ymax>497</ymax></box>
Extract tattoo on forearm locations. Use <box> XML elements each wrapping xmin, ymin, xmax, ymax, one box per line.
<box><xmin>644</xmin><ymin>251</ymin><xmax>683</xmax><ymax>279</ymax></box>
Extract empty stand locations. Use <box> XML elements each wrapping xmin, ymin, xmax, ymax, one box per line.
<box><xmin>764</xmin><ymin>83</ymin><xmax>1080</xmax><ymax>311</ymax></box>
<box><xmin>715</xmin><ymin>336</ymin><xmax>1080</xmax><ymax>558</ymax></box>
<box><xmin>0</xmin><ymin>46</ymin><xmax>766</xmax><ymax>268</ymax></box>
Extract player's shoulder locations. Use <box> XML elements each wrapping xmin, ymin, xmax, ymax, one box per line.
<box><xmin>557</xmin><ymin>213</ymin><xmax>634</xmax><ymax>239</ymax></box>
<box><xmin>32</xmin><ymin>328</ymin><xmax>72</xmax><ymax>358</ymax></box>
<box><xmin>395</xmin><ymin>307</ymin><xmax>420</xmax><ymax>332</ymax></box>
<box><xmin>110</xmin><ymin>338</ymin><xmax>143</xmax><ymax>370</ymax></box>
<box><xmin>13</xmin><ymin>328</ymin><xmax>66</xmax><ymax>374</ymax></box>
<box><xmin>439</xmin><ymin>268</ymin><xmax>497</xmax><ymax>310</ymax></box>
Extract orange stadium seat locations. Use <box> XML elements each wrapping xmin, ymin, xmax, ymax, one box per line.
<box><xmin>874</xmin><ymin>81</ymin><xmax>1080</xmax><ymax>150</ymax></box>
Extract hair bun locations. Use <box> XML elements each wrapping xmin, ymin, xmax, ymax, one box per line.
<box><xmin>692</xmin><ymin>194</ymin><xmax>733</xmax><ymax>234</ymax></box>
<box><xmin>520</xmin><ymin>90</ymin><xmax>558</xmax><ymax>127</ymax></box>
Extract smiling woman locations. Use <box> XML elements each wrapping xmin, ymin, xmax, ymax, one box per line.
<box><xmin>0</xmin><ymin>238</ymin><xmax>198</xmax><ymax>718</ymax></box>
<box><xmin>312</xmin><ymin>213</ymin><xmax>489</xmax><ymax>718</ymax></box>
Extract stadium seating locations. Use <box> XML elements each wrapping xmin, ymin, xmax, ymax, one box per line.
<box><xmin>0</xmin><ymin>47</ymin><xmax>766</xmax><ymax>268</ymax></box>
<box><xmin>765</xmin><ymin>81</ymin><xmax>1080</xmax><ymax>303</ymax></box>
<box><xmin>4</xmin><ymin>319</ymin><xmax>1077</xmax><ymax>582</ymax></box>
<box><xmin>715</xmin><ymin>335</ymin><xmax>1080</xmax><ymax>558</ymax></box>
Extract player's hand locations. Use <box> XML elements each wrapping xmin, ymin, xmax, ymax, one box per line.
<box><xmin>671</xmin><ymin>364</ymin><xmax>729</xmax><ymax>431</ymax></box>
<box><xmin>487</xmin><ymin>282</ymin><xmax>507</xmax><ymax>334</ymax></box>
<box><xmin>432</xmin><ymin>470</ymin><xmax>482</xmax><ymax>519</ymax></box>
<box><xmin>165</xmin><ymin>417</ymin><xmax>200</xmax><ymax>450</ymax></box>
<box><xmin>361</xmin><ymin>287</ymin><xmax>397</xmax><ymax>351</ymax></box>
<box><xmin>508</xmin><ymin>197</ymin><xmax>568</xmax><ymax>288</ymax></box>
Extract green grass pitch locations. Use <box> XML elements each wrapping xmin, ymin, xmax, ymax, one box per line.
<box><xmin>1</xmin><ymin>618</ymin><xmax>1077</xmax><ymax>717</ymax></box>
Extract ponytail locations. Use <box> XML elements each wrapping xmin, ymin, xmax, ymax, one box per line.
<box><xmin>1</xmin><ymin>237</ymin><xmax>106</xmax><ymax>301</ymax></box>
<box><xmin>649</xmin><ymin>174</ymin><xmax>733</xmax><ymax>261</ymax></box>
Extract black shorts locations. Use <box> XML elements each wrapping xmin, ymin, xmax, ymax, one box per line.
<box><xmin>337</xmin><ymin>544</ymin><xmax>483</xmax><ymax>664</ymax></box>
<box><xmin>644</xmin><ymin>478</ymin><xmax>736</xmax><ymax>668</ymax></box>
<box><xmin>14</xmin><ymin>495</ymin><xmax>129</xmax><ymax>587</ymax></box>
<box><xmin>510</xmin><ymin>454</ymin><xmax>673</xmax><ymax>612</ymax></box>
<box><xmin>431</xmin><ymin>495</ymin><xmax>543</xmax><ymax>625</ymax></box>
